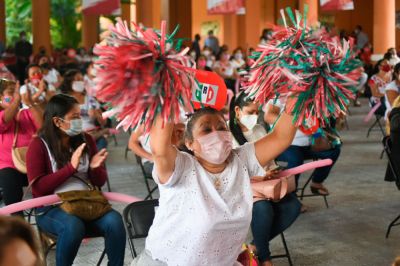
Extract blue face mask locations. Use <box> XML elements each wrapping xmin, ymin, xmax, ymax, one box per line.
<box><xmin>60</xmin><ymin>118</ymin><xmax>83</xmax><ymax>136</ymax></box>
<box><xmin>4</xmin><ymin>96</ymin><xmax>12</xmax><ymax>103</ymax></box>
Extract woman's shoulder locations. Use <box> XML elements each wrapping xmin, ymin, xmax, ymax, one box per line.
<box><xmin>28</xmin><ymin>136</ymin><xmax>46</xmax><ymax>151</ymax></box>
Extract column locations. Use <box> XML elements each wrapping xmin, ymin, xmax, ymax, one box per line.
<box><xmin>31</xmin><ymin>0</ymin><xmax>51</xmax><ymax>53</ymax></box>
<box><xmin>223</xmin><ymin>15</ymin><xmax>239</xmax><ymax>50</ymax></box>
<box><xmin>242</xmin><ymin>0</ymin><xmax>262</xmax><ymax>49</ymax></box>
<box><xmin>82</xmin><ymin>14</ymin><xmax>99</xmax><ymax>50</ymax></box>
<box><xmin>0</xmin><ymin>0</ymin><xmax>5</xmax><ymax>45</ymax></box>
<box><xmin>299</xmin><ymin>0</ymin><xmax>319</xmax><ymax>26</ymax></box>
<box><xmin>136</xmin><ymin>0</ymin><xmax>161</xmax><ymax>28</ymax></box>
<box><xmin>373</xmin><ymin>0</ymin><xmax>395</xmax><ymax>56</ymax></box>
<box><xmin>168</xmin><ymin>0</ymin><xmax>192</xmax><ymax>41</ymax></box>
<box><xmin>261</xmin><ymin>0</ymin><xmax>276</xmax><ymax>26</ymax></box>
<box><xmin>121</xmin><ymin>1</ymin><xmax>131</xmax><ymax>23</ymax></box>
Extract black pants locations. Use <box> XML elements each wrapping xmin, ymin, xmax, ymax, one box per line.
<box><xmin>0</xmin><ymin>167</ymin><xmax>28</xmax><ymax>215</ymax></box>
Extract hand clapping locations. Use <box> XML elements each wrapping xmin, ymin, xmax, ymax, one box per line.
<box><xmin>90</xmin><ymin>148</ymin><xmax>108</xmax><ymax>169</ymax></box>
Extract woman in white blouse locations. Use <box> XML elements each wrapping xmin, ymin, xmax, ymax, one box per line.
<box><xmin>132</xmin><ymin>98</ymin><xmax>298</xmax><ymax>265</ymax></box>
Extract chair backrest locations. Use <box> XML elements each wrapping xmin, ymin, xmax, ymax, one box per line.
<box><xmin>123</xmin><ymin>199</ymin><xmax>159</xmax><ymax>240</ymax></box>
<box><xmin>383</xmin><ymin>136</ymin><xmax>400</xmax><ymax>189</ymax></box>
<box><xmin>134</xmin><ymin>154</ymin><xmax>152</xmax><ymax>179</ymax></box>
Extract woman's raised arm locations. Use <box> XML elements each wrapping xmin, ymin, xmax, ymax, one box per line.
<box><xmin>150</xmin><ymin>116</ymin><xmax>177</xmax><ymax>184</ymax></box>
<box><xmin>255</xmin><ymin>99</ymin><xmax>297</xmax><ymax>166</ymax></box>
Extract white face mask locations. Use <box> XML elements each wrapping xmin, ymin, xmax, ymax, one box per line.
<box><xmin>234</xmin><ymin>53</ymin><xmax>243</xmax><ymax>60</ymax></box>
<box><xmin>72</xmin><ymin>81</ymin><xmax>85</xmax><ymax>93</ymax></box>
<box><xmin>203</xmin><ymin>50</ymin><xmax>211</xmax><ymax>57</ymax></box>
<box><xmin>239</xmin><ymin>114</ymin><xmax>258</xmax><ymax>130</ymax></box>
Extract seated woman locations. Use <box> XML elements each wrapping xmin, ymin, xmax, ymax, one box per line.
<box><xmin>213</xmin><ymin>50</ymin><xmax>238</xmax><ymax>93</ymax></box>
<box><xmin>132</xmin><ymin>96</ymin><xmax>298</xmax><ymax>265</ymax></box>
<box><xmin>229</xmin><ymin>92</ymin><xmax>301</xmax><ymax>266</ymax></box>
<box><xmin>0</xmin><ymin>79</ymin><xmax>42</xmax><ymax>216</ymax></box>
<box><xmin>26</xmin><ymin>94</ymin><xmax>126</xmax><ymax>266</ymax></box>
<box><xmin>60</xmin><ymin>69</ymin><xmax>109</xmax><ymax>150</ymax></box>
<box><xmin>368</xmin><ymin>59</ymin><xmax>392</xmax><ymax>117</ymax></box>
<box><xmin>265</xmin><ymin>99</ymin><xmax>341</xmax><ymax>196</ymax></box>
<box><xmin>19</xmin><ymin>64</ymin><xmax>56</xmax><ymax>109</ymax></box>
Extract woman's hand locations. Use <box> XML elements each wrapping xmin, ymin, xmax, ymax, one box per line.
<box><xmin>13</xmin><ymin>81</ymin><xmax>21</xmax><ymax>104</ymax></box>
<box><xmin>90</xmin><ymin>148</ymin><xmax>108</xmax><ymax>169</ymax></box>
<box><xmin>264</xmin><ymin>168</ymin><xmax>282</xmax><ymax>180</ymax></box>
<box><xmin>71</xmin><ymin>143</ymin><xmax>86</xmax><ymax>170</ymax></box>
<box><xmin>38</xmin><ymin>79</ymin><xmax>47</xmax><ymax>93</ymax></box>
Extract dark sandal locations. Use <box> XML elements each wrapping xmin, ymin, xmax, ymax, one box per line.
<box><xmin>310</xmin><ymin>186</ymin><xmax>329</xmax><ymax>196</ymax></box>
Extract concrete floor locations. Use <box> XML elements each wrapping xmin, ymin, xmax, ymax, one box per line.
<box><xmin>45</xmin><ymin>98</ymin><xmax>399</xmax><ymax>266</ymax></box>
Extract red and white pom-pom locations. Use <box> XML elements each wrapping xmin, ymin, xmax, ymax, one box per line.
<box><xmin>93</xmin><ymin>20</ymin><xmax>195</xmax><ymax>132</ymax></box>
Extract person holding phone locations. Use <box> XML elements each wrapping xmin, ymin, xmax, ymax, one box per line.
<box><xmin>229</xmin><ymin>92</ymin><xmax>301</xmax><ymax>266</ymax></box>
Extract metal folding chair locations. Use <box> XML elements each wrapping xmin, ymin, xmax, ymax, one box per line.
<box><xmin>123</xmin><ymin>199</ymin><xmax>159</xmax><ymax>258</ymax></box>
<box><xmin>270</xmin><ymin>233</ymin><xmax>294</xmax><ymax>266</ymax></box>
<box><xmin>135</xmin><ymin>155</ymin><xmax>158</xmax><ymax>200</ymax></box>
<box><xmin>382</xmin><ymin>136</ymin><xmax>400</xmax><ymax>238</ymax></box>
<box><xmin>297</xmin><ymin>172</ymin><xmax>329</xmax><ymax>209</ymax></box>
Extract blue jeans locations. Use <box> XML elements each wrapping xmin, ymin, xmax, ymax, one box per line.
<box><xmin>251</xmin><ymin>193</ymin><xmax>301</xmax><ymax>262</ymax></box>
<box><xmin>277</xmin><ymin>145</ymin><xmax>341</xmax><ymax>185</ymax></box>
<box><xmin>36</xmin><ymin>207</ymin><xmax>126</xmax><ymax>266</ymax></box>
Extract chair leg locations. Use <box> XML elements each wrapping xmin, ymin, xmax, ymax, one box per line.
<box><xmin>280</xmin><ymin>233</ymin><xmax>293</xmax><ymax>266</ymax></box>
<box><xmin>380</xmin><ymin>149</ymin><xmax>385</xmax><ymax>160</ymax></box>
<box><xmin>386</xmin><ymin>214</ymin><xmax>400</xmax><ymax>239</ymax></box>
<box><xmin>377</xmin><ymin>119</ymin><xmax>386</xmax><ymax>137</ymax></box>
<box><xmin>127</xmin><ymin>237</ymin><xmax>137</xmax><ymax>258</ymax></box>
<box><xmin>96</xmin><ymin>249</ymin><xmax>106</xmax><ymax>266</ymax></box>
<box><xmin>367</xmin><ymin>118</ymin><xmax>379</xmax><ymax>138</ymax></box>
<box><xmin>125</xmin><ymin>146</ymin><xmax>130</xmax><ymax>159</ymax></box>
<box><xmin>323</xmin><ymin>195</ymin><xmax>329</xmax><ymax>209</ymax></box>
<box><xmin>113</xmin><ymin>134</ymin><xmax>118</xmax><ymax>146</ymax></box>
<box><xmin>106</xmin><ymin>178</ymin><xmax>112</xmax><ymax>192</ymax></box>
<box><xmin>299</xmin><ymin>174</ymin><xmax>313</xmax><ymax>200</ymax></box>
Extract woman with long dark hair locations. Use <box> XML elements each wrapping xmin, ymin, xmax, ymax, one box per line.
<box><xmin>60</xmin><ymin>69</ymin><xmax>109</xmax><ymax>150</ymax></box>
<box><xmin>229</xmin><ymin>92</ymin><xmax>301</xmax><ymax>266</ymax></box>
<box><xmin>26</xmin><ymin>94</ymin><xmax>126</xmax><ymax>266</ymax></box>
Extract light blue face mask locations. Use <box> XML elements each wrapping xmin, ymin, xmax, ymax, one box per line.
<box><xmin>60</xmin><ymin>118</ymin><xmax>83</xmax><ymax>136</ymax></box>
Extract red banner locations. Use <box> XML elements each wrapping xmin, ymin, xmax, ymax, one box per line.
<box><xmin>207</xmin><ymin>0</ymin><xmax>245</xmax><ymax>15</ymax></box>
<box><xmin>320</xmin><ymin>0</ymin><xmax>354</xmax><ymax>11</ymax></box>
<box><xmin>82</xmin><ymin>0</ymin><xmax>121</xmax><ymax>15</ymax></box>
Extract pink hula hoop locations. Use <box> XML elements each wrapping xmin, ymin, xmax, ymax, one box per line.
<box><xmin>0</xmin><ymin>192</ymin><xmax>142</xmax><ymax>216</ymax></box>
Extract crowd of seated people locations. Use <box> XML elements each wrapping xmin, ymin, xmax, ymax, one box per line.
<box><xmin>0</xmin><ymin>27</ymin><xmax>398</xmax><ymax>265</ymax></box>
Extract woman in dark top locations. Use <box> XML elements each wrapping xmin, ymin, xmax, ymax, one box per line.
<box><xmin>26</xmin><ymin>94</ymin><xmax>126</xmax><ymax>266</ymax></box>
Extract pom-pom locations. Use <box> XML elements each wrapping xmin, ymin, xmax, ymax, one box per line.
<box><xmin>93</xmin><ymin>20</ymin><xmax>195</xmax><ymax>132</ymax></box>
<box><xmin>245</xmin><ymin>6</ymin><xmax>363</xmax><ymax>127</ymax></box>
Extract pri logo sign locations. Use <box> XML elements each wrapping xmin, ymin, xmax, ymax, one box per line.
<box><xmin>192</xmin><ymin>70</ymin><xmax>227</xmax><ymax>110</ymax></box>
<box><xmin>192</xmin><ymin>83</ymin><xmax>219</xmax><ymax>105</ymax></box>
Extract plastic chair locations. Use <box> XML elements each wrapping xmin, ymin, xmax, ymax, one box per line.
<box><xmin>270</xmin><ymin>233</ymin><xmax>294</xmax><ymax>266</ymax></box>
<box><xmin>123</xmin><ymin>199</ymin><xmax>159</xmax><ymax>258</ymax></box>
<box><xmin>382</xmin><ymin>136</ymin><xmax>400</xmax><ymax>238</ymax></box>
<box><xmin>135</xmin><ymin>155</ymin><xmax>158</xmax><ymax>200</ymax></box>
